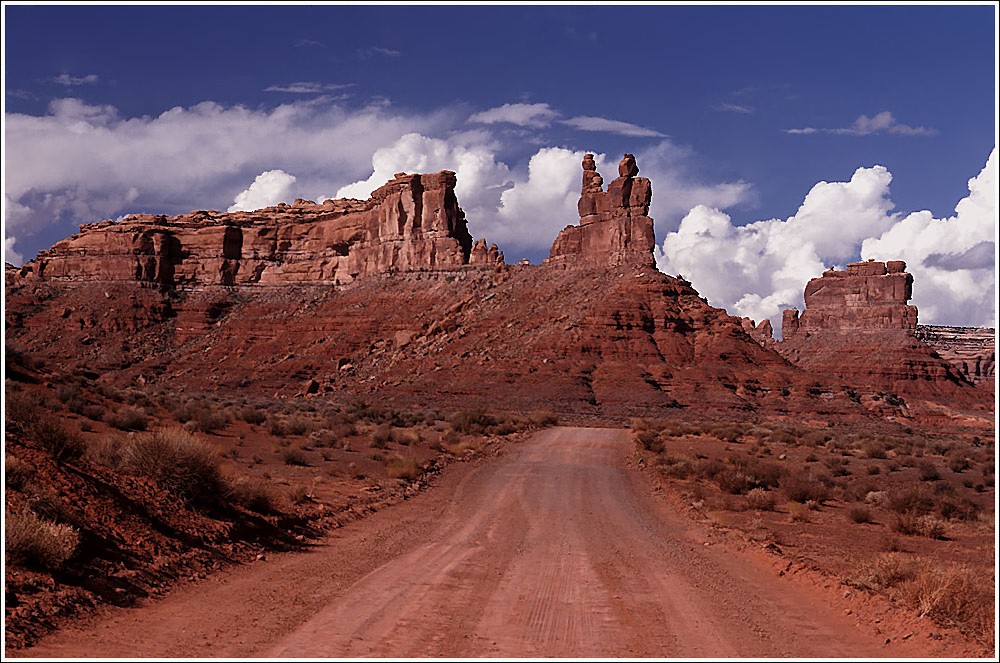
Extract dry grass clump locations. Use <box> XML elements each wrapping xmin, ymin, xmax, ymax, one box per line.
<box><xmin>847</xmin><ymin>504</ymin><xmax>874</xmax><ymax>524</ymax></box>
<box><xmin>745</xmin><ymin>487</ymin><xmax>776</xmax><ymax>511</ymax></box>
<box><xmin>229</xmin><ymin>476</ymin><xmax>278</xmax><ymax>513</ymax></box>
<box><xmin>239</xmin><ymin>406</ymin><xmax>267</xmax><ymax>426</ymax></box>
<box><xmin>894</xmin><ymin>513</ymin><xmax>947</xmax><ymax>539</ymax></box>
<box><xmin>391</xmin><ymin>428</ymin><xmax>421</xmax><ymax>446</ymax></box>
<box><xmin>634</xmin><ymin>429</ymin><xmax>663</xmax><ymax>453</ymax></box>
<box><xmin>781</xmin><ymin>474</ymin><xmax>830</xmax><ymax>504</ymax></box>
<box><xmin>105</xmin><ymin>406</ymin><xmax>148</xmax><ymax>431</ymax></box>
<box><xmin>5</xmin><ymin>506</ymin><xmax>79</xmax><ymax>569</ymax></box>
<box><xmin>370</xmin><ymin>424</ymin><xmax>391</xmax><ymax>449</ymax></box>
<box><xmin>30</xmin><ymin>417</ymin><xmax>86</xmax><ymax>463</ymax></box>
<box><xmin>848</xmin><ymin>553</ymin><xmax>993</xmax><ymax>645</ymax></box>
<box><xmin>787</xmin><ymin>502</ymin><xmax>812</xmax><ymax>523</ymax></box>
<box><xmin>531</xmin><ymin>411</ymin><xmax>559</xmax><ymax>427</ymax></box>
<box><xmin>385</xmin><ymin>455</ymin><xmax>421</xmax><ymax>480</ymax></box>
<box><xmin>282</xmin><ymin>447</ymin><xmax>310</xmax><ymax>467</ymax></box>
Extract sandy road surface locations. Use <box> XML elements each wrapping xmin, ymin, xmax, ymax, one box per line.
<box><xmin>21</xmin><ymin>427</ymin><xmax>928</xmax><ymax>658</ymax></box>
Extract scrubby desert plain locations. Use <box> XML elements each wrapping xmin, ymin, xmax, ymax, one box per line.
<box><xmin>3</xmin><ymin>156</ymin><xmax>995</xmax><ymax>658</ymax></box>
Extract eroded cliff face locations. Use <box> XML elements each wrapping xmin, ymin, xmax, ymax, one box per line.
<box><xmin>8</xmin><ymin>171</ymin><xmax>503</xmax><ymax>289</ymax></box>
<box><xmin>916</xmin><ymin>325</ymin><xmax>996</xmax><ymax>387</ymax></box>
<box><xmin>770</xmin><ymin>260</ymin><xmax>989</xmax><ymax>398</ymax></box>
<box><xmin>545</xmin><ymin>154</ymin><xmax>656</xmax><ymax>268</ymax></box>
<box><xmin>781</xmin><ymin>260</ymin><xmax>917</xmax><ymax>339</ymax></box>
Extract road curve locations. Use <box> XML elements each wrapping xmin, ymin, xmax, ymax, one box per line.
<box><xmin>20</xmin><ymin>427</ymin><xmax>915</xmax><ymax>658</ymax></box>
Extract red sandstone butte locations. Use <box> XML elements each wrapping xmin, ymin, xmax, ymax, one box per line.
<box><xmin>773</xmin><ymin>259</ymin><xmax>990</xmax><ymax>398</ymax></box>
<box><xmin>9</xmin><ymin>171</ymin><xmax>504</xmax><ymax>289</ymax></box>
<box><xmin>781</xmin><ymin>259</ymin><xmax>916</xmax><ymax>339</ymax></box>
<box><xmin>545</xmin><ymin>153</ymin><xmax>656</xmax><ymax>268</ymax></box>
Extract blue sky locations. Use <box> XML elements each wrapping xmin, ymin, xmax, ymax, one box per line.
<box><xmin>4</xmin><ymin>3</ymin><xmax>997</xmax><ymax>328</ymax></box>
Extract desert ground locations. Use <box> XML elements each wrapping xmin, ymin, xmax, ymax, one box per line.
<box><xmin>8</xmin><ymin>416</ymin><xmax>993</xmax><ymax>658</ymax></box>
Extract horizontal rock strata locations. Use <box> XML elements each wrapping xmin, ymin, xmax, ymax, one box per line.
<box><xmin>9</xmin><ymin>171</ymin><xmax>503</xmax><ymax>289</ymax></box>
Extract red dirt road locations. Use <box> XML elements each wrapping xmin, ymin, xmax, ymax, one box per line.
<box><xmin>19</xmin><ymin>427</ymin><xmax>942</xmax><ymax>658</ymax></box>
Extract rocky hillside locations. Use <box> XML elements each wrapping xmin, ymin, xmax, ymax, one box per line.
<box><xmin>5</xmin><ymin>155</ymin><xmax>991</xmax><ymax>422</ymax></box>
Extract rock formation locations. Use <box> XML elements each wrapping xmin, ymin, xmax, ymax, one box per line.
<box><xmin>10</xmin><ymin>171</ymin><xmax>503</xmax><ymax>289</ymax></box>
<box><xmin>774</xmin><ymin>259</ymin><xmax>989</xmax><ymax>397</ymax></box>
<box><xmin>545</xmin><ymin>154</ymin><xmax>656</xmax><ymax>268</ymax></box>
<box><xmin>781</xmin><ymin>259</ymin><xmax>916</xmax><ymax>339</ymax></box>
<box><xmin>916</xmin><ymin>325</ymin><xmax>995</xmax><ymax>387</ymax></box>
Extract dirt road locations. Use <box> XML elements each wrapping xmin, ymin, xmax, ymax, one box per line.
<box><xmin>20</xmin><ymin>427</ymin><xmax>932</xmax><ymax>657</ymax></box>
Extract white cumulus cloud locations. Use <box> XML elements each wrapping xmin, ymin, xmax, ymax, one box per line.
<box><xmin>4</xmin><ymin>96</ymin><xmax>457</xmax><ymax>252</ymax></box>
<box><xmin>655</xmin><ymin>151</ymin><xmax>996</xmax><ymax>333</ymax></box>
<box><xmin>4</xmin><ymin>236</ymin><xmax>24</xmax><ymax>266</ymax></box>
<box><xmin>861</xmin><ymin>149</ymin><xmax>996</xmax><ymax>327</ymax></box>
<box><xmin>228</xmin><ymin>170</ymin><xmax>297</xmax><ymax>212</ymax></box>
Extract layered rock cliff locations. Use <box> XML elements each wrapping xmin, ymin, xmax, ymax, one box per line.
<box><xmin>9</xmin><ymin>171</ymin><xmax>503</xmax><ymax>289</ymax></box>
<box><xmin>781</xmin><ymin>259</ymin><xmax>917</xmax><ymax>340</ymax></box>
<box><xmin>545</xmin><ymin>154</ymin><xmax>656</xmax><ymax>268</ymax></box>
<box><xmin>916</xmin><ymin>325</ymin><xmax>995</xmax><ymax>387</ymax></box>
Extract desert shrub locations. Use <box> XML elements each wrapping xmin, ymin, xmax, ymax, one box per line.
<box><xmin>864</xmin><ymin>490</ymin><xmax>888</xmax><ymax>506</ymax></box>
<box><xmin>55</xmin><ymin>383</ymin><xmax>83</xmax><ymax>405</ymax></box>
<box><xmin>386</xmin><ymin>455</ymin><xmax>420</xmax><ymax>480</ymax></box>
<box><xmin>31</xmin><ymin>417</ymin><xmax>85</xmax><ymax>462</ymax></box>
<box><xmin>5</xmin><ymin>506</ymin><xmax>79</xmax><ymax>568</ymax></box>
<box><xmin>194</xmin><ymin>407</ymin><xmax>230</xmax><ymax>434</ymax></box>
<box><xmin>531</xmin><ymin>411</ymin><xmax>559</xmax><ymax>427</ymax></box>
<box><xmin>391</xmin><ymin>428</ymin><xmax>421</xmax><ymax>446</ymax></box>
<box><xmin>903</xmin><ymin>565</ymin><xmax>994</xmax><ymax>645</ymax></box>
<box><xmin>781</xmin><ymin>474</ymin><xmax>829</xmax><ymax>504</ymax></box>
<box><xmin>106</xmin><ymin>406</ymin><xmax>148</xmax><ymax>431</ymax></box>
<box><xmin>634</xmin><ymin>429</ymin><xmax>663</xmax><ymax>453</ymax></box>
<box><xmin>370</xmin><ymin>424</ymin><xmax>391</xmax><ymax>449</ymax></box>
<box><xmin>863</xmin><ymin>441</ymin><xmax>888</xmax><ymax>459</ymax></box>
<box><xmin>450</xmin><ymin>409</ymin><xmax>498</xmax><ymax>435</ymax></box>
<box><xmin>239</xmin><ymin>407</ymin><xmax>266</xmax><ymax>425</ymax></box>
<box><xmin>309</xmin><ymin>429</ymin><xmax>340</xmax><ymax>448</ymax></box>
<box><xmin>886</xmin><ymin>486</ymin><xmax>935</xmax><ymax>515</ymax></box>
<box><xmin>894</xmin><ymin>513</ymin><xmax>947</xmax><ymax>539</ymax></box>
<box><xmin>5</xmin><ymin>388</ymin><xmax>43</xmax><ymax>433</ymax></box>
<box><xmin>229</xmin><ymin>477</ymin><xmax>278</xmax><ymax>513</ymax></box>
<box><xmin>847</xmin><ymin>504</ymin><xmax>874</xmax><ymax>524</ymax></box>
<box><xmin>847</xmin><ymin>552</ymin><xmax>916</xmax><ymax>591</ymax></box>
<box><xmin>745</xmin><ymin>487</ymin><xmax>776</xmax><ymax>511</ymax></box>
<box><xmin>5</xmin><ymin>455</ymin><xmax>32</xmax><ymax>491</ymax></box>
<box><xmin>917</xmin><ymin>460</ymin><xmax>941</xmax><ymax>482</ymax></box>
<box><xmin>787</xmin><ymin>502</ymin><xmax>811</xmax><ymax>522</ymax></box>
<box><xmin>285</xmin><ymin>416</ymin><xmax>311</xmax><ymax>436</ymax></box>
<box><xmin>657</xmin><ymin>454</ymin><xmax>694</xmax><ymax>479</ymax></box>
<box><xmin>282</xmin><ymin>447</ymin><xmax>310</xmax><ymax>467</ymax></box>
<box><xmin>118</xmin><ymin>428</ymin><xmax>229</xmax><ymax>507</ymax></box>
<box><xmin>287</xmin><ymin>482</ymin><xmax>312</xmax><ymax>504</ymax></box>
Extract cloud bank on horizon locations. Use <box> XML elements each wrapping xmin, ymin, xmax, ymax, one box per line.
<box><xmin>655</xmin><ymin>149</ymin><xmax>997</xmax><ymax>332</ymax></box>
<box><xmin>3</xmin><ymin>96</ymin><xmax>995</xmax><ymax>330</ymax></box>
